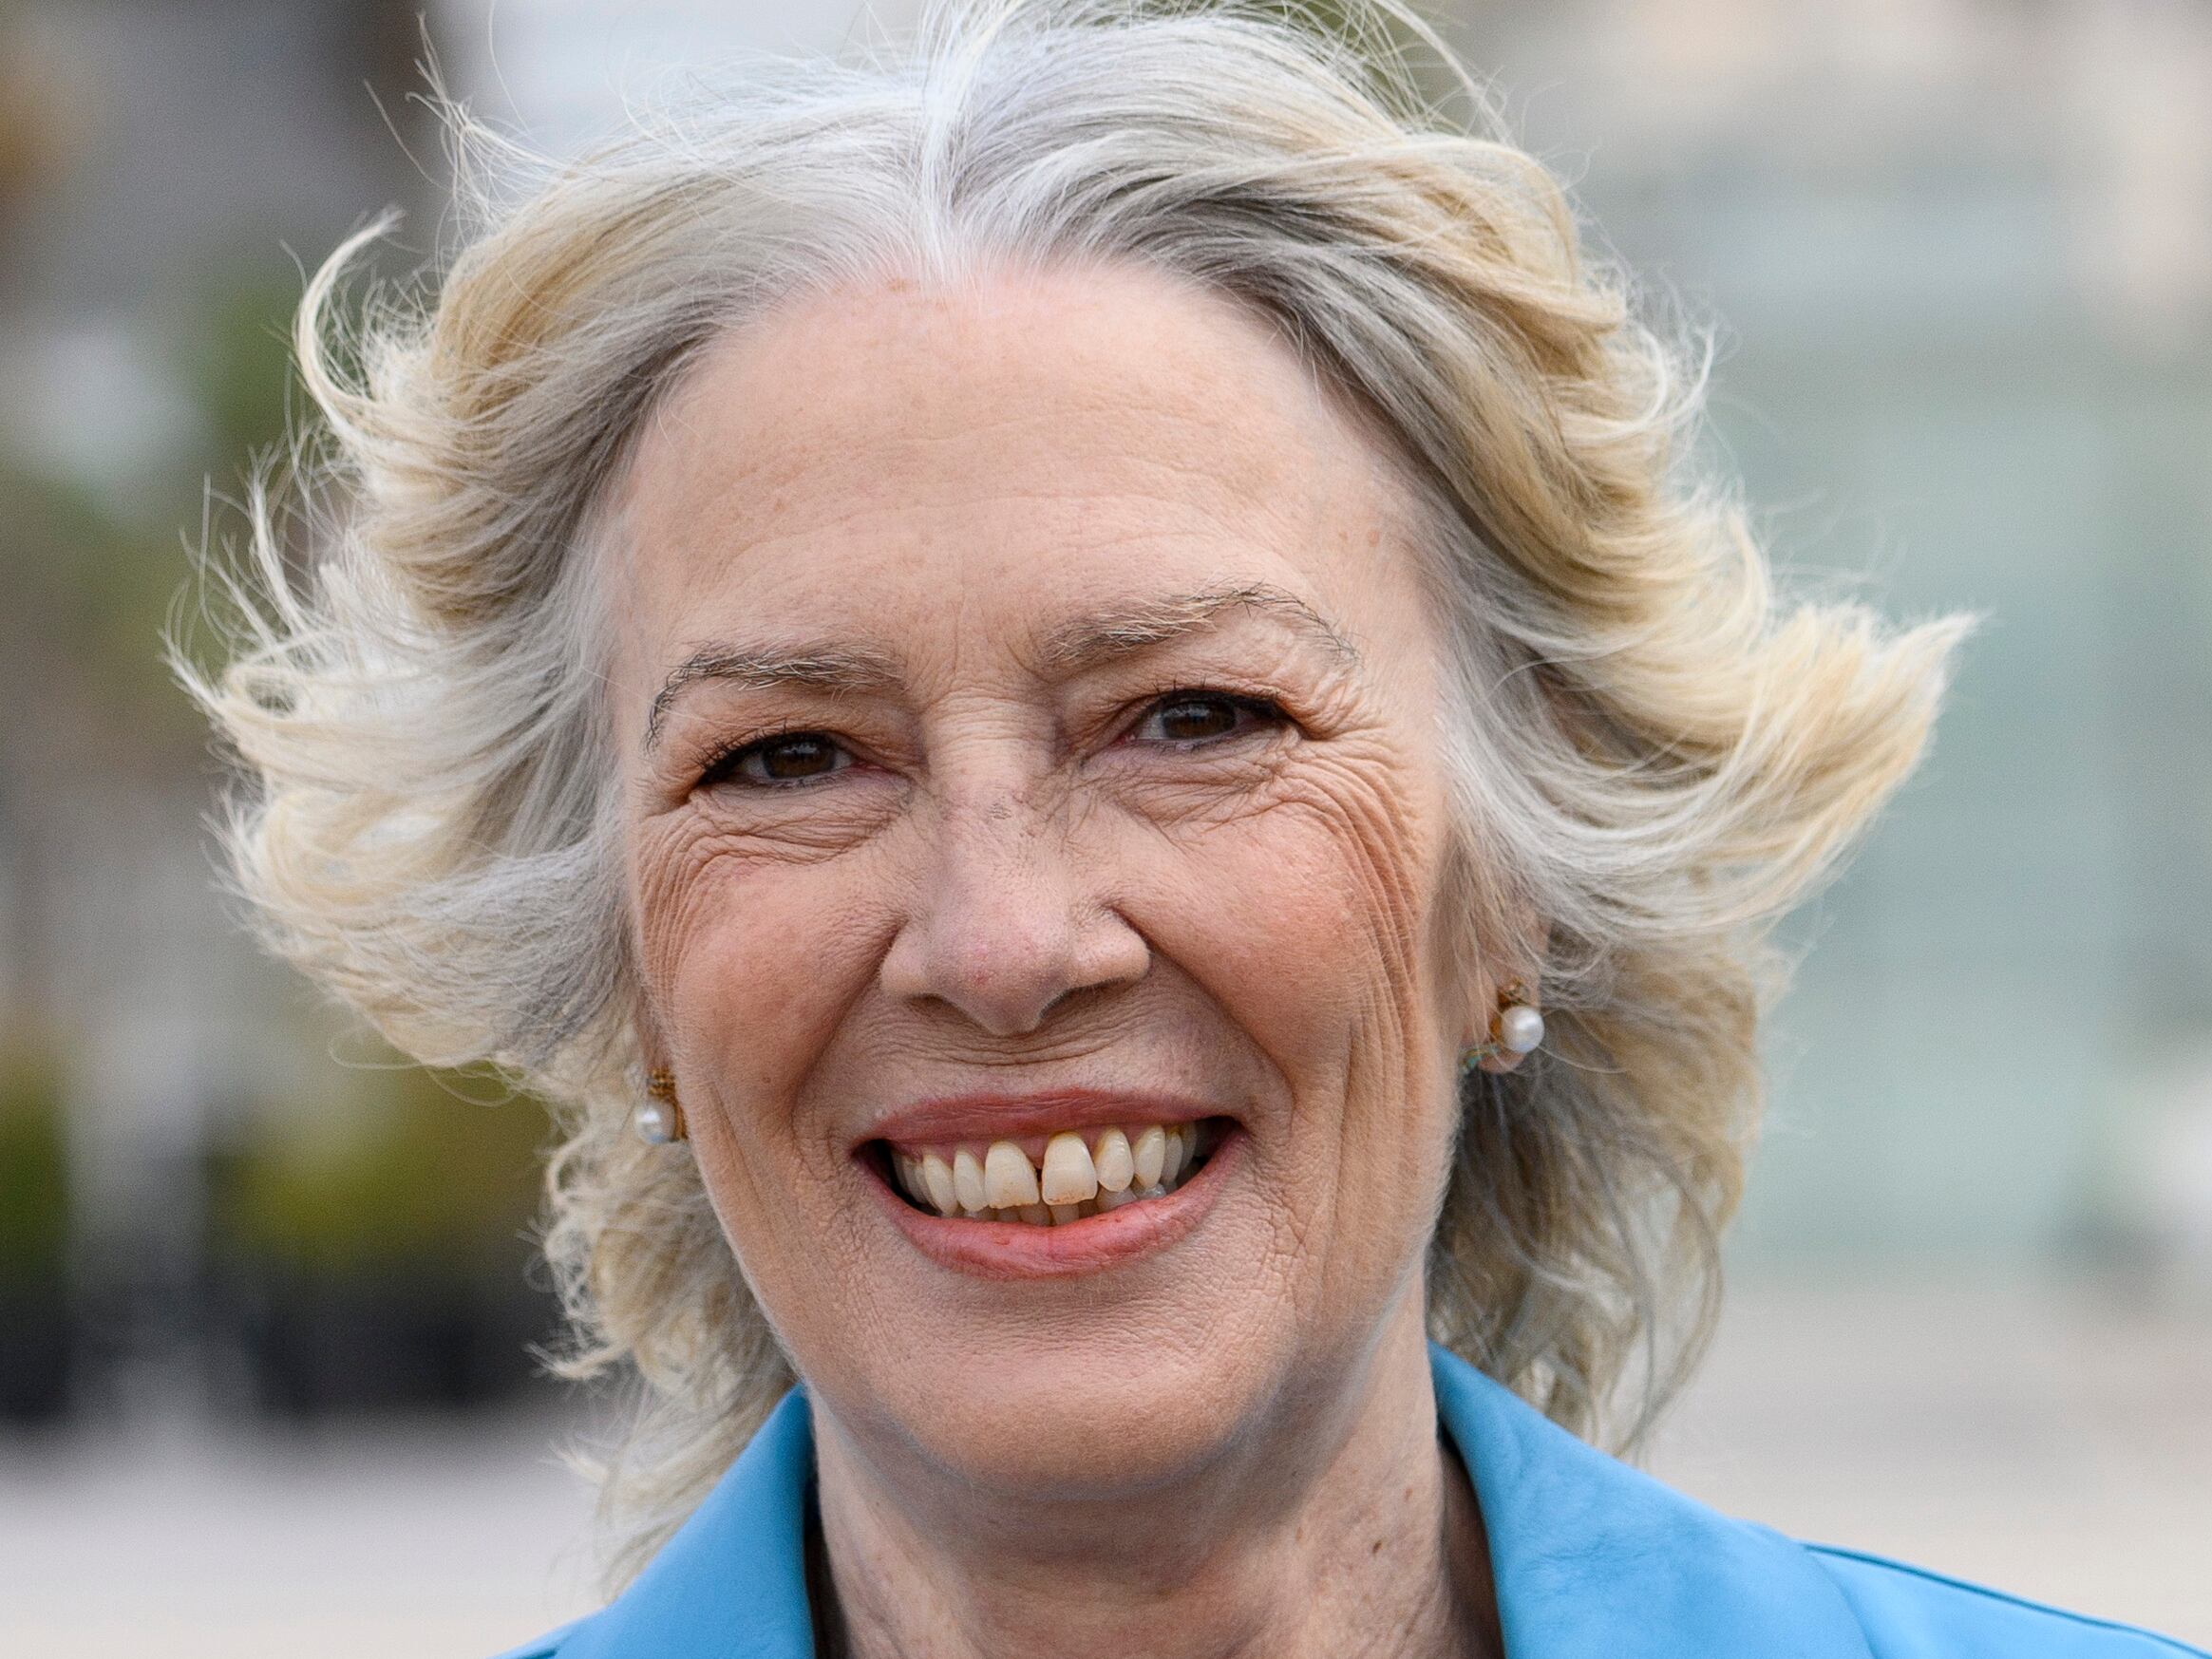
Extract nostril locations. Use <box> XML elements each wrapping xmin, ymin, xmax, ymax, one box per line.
<box><xmin>877</xmin><ymin>856</ymin><xmax>1152</xmax><ymax>1039</ymax></box>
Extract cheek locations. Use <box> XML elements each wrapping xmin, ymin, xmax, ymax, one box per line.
<box><xmin>630</xmin><ymin>820</ymin><xmax>893</xmax><ymax>1162</ymax></box>
<box><xmin>1129</xmin><ymin>746</ymin><xmax>1460</xmax><ymax>1234</ymax></box>
<box><xmin>1151</xmin><ymin>750</ymin><xmax>1449</xmax><ymax>1081</ymax></box>
<box><xmin>1131</xmin><ymin>752</ymin><xmax>1461</xmax><ymax>1318</ymax></box>
<box><xmin>630</xmin><ymin>828</ymin><xmax>908</xmax><ymax>1336</ymax></box>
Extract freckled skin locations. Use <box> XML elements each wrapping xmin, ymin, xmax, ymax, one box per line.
<box><xmin>611</xmin><ymin>263</ymin><xmax>1505</xmax><ymax>1659</ymax></box>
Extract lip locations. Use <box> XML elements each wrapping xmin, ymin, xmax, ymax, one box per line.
<box><xmin>862</xmin><ymin>1122</ymin><xmax>1245</xmax><ymax>1280</ymax></box>
<box><xmin>856</xmin><ymin>1086</ymin><xmax>1227</xmax><ymax>1152</ymax></box>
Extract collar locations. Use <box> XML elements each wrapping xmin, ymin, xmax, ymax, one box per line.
<box><xmin>1432</xmin><ymin>1348</ymin><xmax>1871</xmax><ymax>1658</ymax></box>
<box><xmin>550</xmin><ymin>1386</ymin><xmax>817</xmax><ymax>1659</ymax></box>
<box><xmin>553</xmin><ymin>1343</ymin><xmax>1872</xmax><ymax>1658</ymax></box>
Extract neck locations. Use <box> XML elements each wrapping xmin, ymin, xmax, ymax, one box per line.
<box><xmin>808</xmin><ymin>1297</ymin><xmax>1503</xmax><ymax>1659</ymax></box>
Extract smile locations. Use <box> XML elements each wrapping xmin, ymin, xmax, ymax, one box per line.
<box><xmin>856</xmin><ymin>1090</ymin><xmax>1244</xmax><ymax>1276</ymax></box>
<box><xmin>879</xmin><ymin>1120</ymin><xmax>1226</xmax><ymax>1225</ymax></box>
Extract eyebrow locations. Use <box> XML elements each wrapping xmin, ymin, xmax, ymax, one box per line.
<box><xmin>641</xmin><ymin>581</ymin><xmax>1357</xmax><ymax>751</ymax></box>
<box><xmin>1037</xmin><ymin>582</ymin><xmax>1360</xmax><ymax>676</ymax></box>
<box><xmin>643</xmin><ymin>642</ymin><xmax>901</xmax><ymax>750</ymax></box>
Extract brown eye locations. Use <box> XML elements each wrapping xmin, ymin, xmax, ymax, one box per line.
<box><xmin>1129</xmin><ymin>692</ymin><xmax>1281</xmax><ymax>746</ymax></box>
<box><xmin>705</xmin><ymin>732</ymin><xmax>852</xmax><ymax>788</ymax></box>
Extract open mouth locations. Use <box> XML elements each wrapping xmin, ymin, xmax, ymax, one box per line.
<box><xmin>869</xmin><ymin>1118</ymin><xmax>1233</xmax><ymax>1227</ymax></box>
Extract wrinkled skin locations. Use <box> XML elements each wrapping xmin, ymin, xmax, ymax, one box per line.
<box><xmin>609</xmin><ymin>259</ymin><xmax>1513</xmax><ymax>1658</ymax></box>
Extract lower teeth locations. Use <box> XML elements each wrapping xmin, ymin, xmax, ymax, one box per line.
<box><xmin>976</xmin><ymin>1179</ymin><xmax>1177</xmax><ymax>1225</ymax></box>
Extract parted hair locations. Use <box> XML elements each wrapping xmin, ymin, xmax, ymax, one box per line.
<box><xmin>184</xmin><ymin>0</ymin><xmax>1967</xmax><ymax>1585</ymax></box>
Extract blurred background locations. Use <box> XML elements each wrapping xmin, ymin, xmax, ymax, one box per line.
<box><xmin>0</xmin><ymin>0</ymin><xmax>2206</xmax><ymax>1653</ymax></box>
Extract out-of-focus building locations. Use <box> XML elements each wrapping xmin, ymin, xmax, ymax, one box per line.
<box><xmin>0</xmin><ymin>0</ymin><xmax>2207</xmax><ymax>1429</ymax></box>
<box><xmin>0</xmin><ymin>0</ymin><xmax>479</xmax><ymax>1415</ymax></box>
<box><xmin>1447</xmin><ymin>0</ymin><xmax>2212</xmax><ymax>1266</ymax></box>
<box><xmin>434</xmin><ymin>0</ymin><xmax>920</xmax><ymax>152</ymax></box>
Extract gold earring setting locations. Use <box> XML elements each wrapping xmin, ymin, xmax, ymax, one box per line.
<box><xmin>634</xmin><ymin>1066</ymin><xmax>688</xmax><ymax>1144</ymax></box>
<box><xmin>1460</xmin><ymin>980</ymin><xmax>1544</xmax><ymax>1071</ymax></box>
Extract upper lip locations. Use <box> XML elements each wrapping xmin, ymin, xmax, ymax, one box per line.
<box><xmin>857</xmin><ymin>1086</ymin><xmax>1227</xmax><ymax>1150</ymax></box>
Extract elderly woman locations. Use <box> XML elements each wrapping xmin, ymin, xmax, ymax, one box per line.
<box><xmin>191</xmin><ymin>2</ymin><xmax>2198</xmax><ymax>1656</ymax></box>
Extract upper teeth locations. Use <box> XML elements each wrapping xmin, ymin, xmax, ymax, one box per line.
<box><xmin>890</xmin><ymin>1122</ymin><xmax>1206</xmax><ymax>1224</ymax></box>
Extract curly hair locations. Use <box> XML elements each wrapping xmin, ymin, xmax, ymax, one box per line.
<box><xmin>182</xmin><ymin>0</ymin><xmax>1968</xmax><ymax>1586</ymax></box>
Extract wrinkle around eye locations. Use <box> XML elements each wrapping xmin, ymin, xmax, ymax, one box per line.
<box><xmin>1105</xmin><ymin>709</ymin><xmax>1413</xmax><ymax>841</ymax></box>
<box><xmin>1088</xmin><ymin>735</ymin><xmax>1304</xmax><ymax>836</ymax></box>
<box><xmin>659</xmin><ymin>752</ymin><xmax>906</xmax><ymax>857</ymax></box>
<box><xmin>655</xmin><ymin>807</ymin><xmax>896</xmax><ymax>880</ymax></box>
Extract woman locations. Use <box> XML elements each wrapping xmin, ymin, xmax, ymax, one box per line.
<box><xmin>188</xmin><ymin>2</ymin><xmax>2201</xmax><ymax>1654</ymax></box>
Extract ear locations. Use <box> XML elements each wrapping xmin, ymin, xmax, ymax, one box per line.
<box><xmin>1433</xmin><ymin>829</ymin><xmax>1548</xmax><ymax>1071</ymax></box>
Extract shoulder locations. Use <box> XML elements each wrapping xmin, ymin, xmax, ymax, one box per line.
<box><xmin>1803</xmin><ymin>1541</ymin><xmax>2207</xmax><ymax>1659</ymax></box>
<box><xmin>484</xmin><ymin>1619</ymin><xmax>585</xmax><ymax>1659</ymax></box>
<box><xmin>480</xmin><ymin>1386</ymin><xmax>820</xmax><ymax>1659</ymax></box>
<box><xmin>1428</xmin><ymin>1341</ymin><xmax>2201</xmax><ymax>1659</ymax></box>
<box><xmin>490</xmin><ymin>1537</ymin><xmax>2211</xmax><ymax>1659</ymax></box>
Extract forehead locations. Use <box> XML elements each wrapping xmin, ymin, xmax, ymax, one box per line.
<box><xmin>613</xmin><ymin>258</ymin><xmax>1434</xmax><ymax>685</ymax></box>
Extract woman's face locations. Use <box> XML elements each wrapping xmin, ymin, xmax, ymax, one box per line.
<box><xmin>612</xmin><ymin>259</ymin><xmax>1480</xmax><ymax>1497</ymax></box>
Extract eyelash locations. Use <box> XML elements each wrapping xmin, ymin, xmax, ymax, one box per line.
<box><xmin>1119</xmin><ymin>688</ymin><xmax>1290</xmax><ymax>749</ymax></box>
<box><xmin>693</xmin><ymin>689</ymin><xmax>1291</xmax><ymax>792</ymax></box>
<box><xmin>696</xmin><ymin>724</ymin><xmax>833</xmax><ymax>791</ymax></box>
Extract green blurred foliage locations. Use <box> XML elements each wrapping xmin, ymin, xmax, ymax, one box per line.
<box><xmin>0</xmin><ymin>273</ymin><xmax>312</xmax><ymax>737</ymax></box>
<box><xmin>209</xmin><ymin>1062</ymin><xmax>550</xmax><ymax>1281</ymax></box>
<box><xmin>0</xmin><ymin>1042</ymin><xmax>68</xmax><ymax>1281</ymax></box>
<box><xmin>185</xmin><ymin>278</ymin><xmax>306</xmax><ymax>468</ymax></box>
<box><xmin>0</xmin><ymin>465</ymin><xmax>184</xmax><ymax>721</ymax></box>
<box><xmin>160</xmin><ymin>274</ymin><xmax>324</xmax><ymax>712</ymax></box>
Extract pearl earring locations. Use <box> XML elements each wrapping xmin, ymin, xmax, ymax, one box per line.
<box><xmin>633</xmin><ymin>1066</ymin><xmax>687</xmax><ymax>1144</ymax></box>
<box><xmin>1460</xmin><ymin>980</ymin><xmax>1544</xmax><ymax>1071</ymax></box>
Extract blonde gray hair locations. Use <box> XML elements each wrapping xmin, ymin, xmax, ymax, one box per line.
<box><xmin>186</xmin><ymin>0</ymin><xmax>1967</xmax><ymax>1583</ymax></box>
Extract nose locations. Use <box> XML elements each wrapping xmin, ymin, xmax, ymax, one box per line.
<box><xmin>879</xmin><ymin>784</ymin><xmax>1149</xmax><ymax>1037</ymax></box>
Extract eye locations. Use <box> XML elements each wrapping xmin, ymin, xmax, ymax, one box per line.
<box><xmin>701</xmin><ymin>730</ymin><xmax>854</xmax><ymax>789</ymax></box>
<box><xmin>1125</xmin><ymin>690</ymin><xmax>1286</xmax><ymax>747</ymax></box>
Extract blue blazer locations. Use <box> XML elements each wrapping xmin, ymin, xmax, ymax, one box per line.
<box><xmin>500</xmin><ymin>1343</ymin><xmax>2203</xmax><ymax>1657</ymax></box>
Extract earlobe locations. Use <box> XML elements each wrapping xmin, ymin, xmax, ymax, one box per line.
<box><xmin>1432</xmin><ymin>838</ymin><xmax>1548</xmax><ymax>1073</ymax></box>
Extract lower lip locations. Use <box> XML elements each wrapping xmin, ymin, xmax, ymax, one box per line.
<box><xmin>863</xmin><ymin>1126</ymin><xmax>1245</xmax><ymax>1280</ymax></box>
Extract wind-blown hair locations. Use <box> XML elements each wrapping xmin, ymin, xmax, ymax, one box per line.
<box><xmin>184</xmin><ymin>0</ymin><xmax>1967</xmax><ymax>1584</ymax></box>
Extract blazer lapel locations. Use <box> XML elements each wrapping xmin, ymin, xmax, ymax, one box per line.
<box><xmin>1431</xmin><ymin>1344</ymin><xmax>1873</xmax><ymax>1659</ymax></box>
<box><xmin>559</xmin><ymin>1387</ymin><xmax>820</xmax><ymax>1659</ymax></box>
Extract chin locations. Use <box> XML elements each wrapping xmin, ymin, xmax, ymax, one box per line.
<box><xmin>801</xmin><ymin>1189</ymin><xmax>1302</xmax><ymax>1499</ymax></box>
<box><xmin>872</xmin><ymin>1316</ymin><xmax>1276</xmax><ymax>1500</ymax></box>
